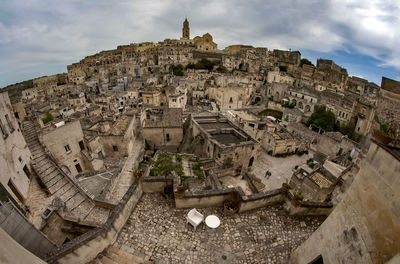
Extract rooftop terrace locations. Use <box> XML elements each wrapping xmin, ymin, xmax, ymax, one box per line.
<box><xmin>212</xmin><ymin>133</ymin><xmax>244</xmax><ymax>145</ymax></box>
<box><xmin>114</xmin><ymin>193</ymin><xmax>325</xmax><ymax>264</ymax></box>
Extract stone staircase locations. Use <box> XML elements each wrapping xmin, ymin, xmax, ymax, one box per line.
<box><xmin>22</xmin><ymin>120</ymin><xmax>112</xmax><ymax>227</ymax></box>
<box><xmin>88</xmin><ymin>246</ymin><xmax>151</xmax><ymax>264</ymax></box>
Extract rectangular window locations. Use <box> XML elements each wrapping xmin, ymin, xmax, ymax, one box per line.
<box><xmin>75</xmin><ymin>163</ymin><xmax>82</xmax><ymax>173</ymax></box>
<box><xmin>78</xmin><ymin>140</ymin><xmax>85</xmax><ymax>151</ymax></box>
<box><xmin>0</xmin><ymin>119</ymin><xmax>8</xmax><ymax>138</ymax></box>
<box><xmin>23</xmin><ymin>165</ymin><xmax>31</xmax><ymax>179</ymax></box>
<box><xmin>113</xmin><ymin>145</ymin><xmax>119</xmax><ymax>151</ymax></box>
<box><xmin>64</xmin><ymin>144</ymin><xmax>71</xmax><ymax>152</ymax></box>
<box><xmin>5</xmin><ymin>114</ymin><xmax>14</xmax><ymax>132</ymax></box>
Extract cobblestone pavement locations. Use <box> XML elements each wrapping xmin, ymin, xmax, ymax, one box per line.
<box><xmin>115</xmin><ymin>193</ymin><xmax>325</xmax><ymax>264</ymax></box>
<box><xmin>250</xmin><ymin>150</ymin><xmax>314</xmax><ymax>192</ymax></box>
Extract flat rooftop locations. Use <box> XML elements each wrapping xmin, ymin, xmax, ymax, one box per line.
<box><xmin>114</xmin><ymin>193</ymin><xmax>325</xmax><ymax>264</ymax></box>
<box><xmin>311</xmin><ymin>172</ymin><xmax>332</xmax><ymax>188</ymax></box>
<box><xmin>199</xmin><ymin>122</ymin><xmax>232</xmax><ymax>131</ymax></box>
<box><xmin>110</xmin><ymin>115</ymin><xmax>132</xmax><ymax>135</ymax></box>
<box><xmin>212</xmin><ymin>133</ymin><xmax>243</xmax><ymax>145</ymax></box>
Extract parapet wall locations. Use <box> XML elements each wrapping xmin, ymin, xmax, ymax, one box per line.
<box><xmin>171</xmin><ymin>181</ymin><xmax>332</xmax><ymax>215</ymax></box>
<box><xmin>239</xmin><ymin>189</ymin><xmax>284</xmax><ymax>212</ymax></box>
<box><xmin>175</xmin><ymin>188</ymin><xmax>235</xmax><ymax>209</ymax></box>
<box><xmin>141</xmin><ymin>176</ymin><xmax>174</xmax><ymax>193</ymax></box>
<box><xmin>44</xmin><ymin>181</ymin><xmax>143</xmax><ymax>264</ymax></box>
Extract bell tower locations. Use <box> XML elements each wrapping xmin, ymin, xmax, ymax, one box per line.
<box><xmin>182</xmin><ymin>18</ymin><xmax>190</xmax><ymax>40</ymax></box>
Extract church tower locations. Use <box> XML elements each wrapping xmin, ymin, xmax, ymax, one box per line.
<box><xmin>182</xmin><ymin>18</ymin><xmax>190</xmax><ymax>39</ymax></box>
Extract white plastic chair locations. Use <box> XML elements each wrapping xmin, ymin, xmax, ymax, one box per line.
<box><xmin>187</xmin><ymin>208</ymin><xmax>204</xmax><ymax>231</ymax></box>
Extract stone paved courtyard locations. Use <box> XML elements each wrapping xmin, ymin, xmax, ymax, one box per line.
<box><xmin>250</xmin><ymin>150</ymin><xmax>314</xmax><ymax>192</ymax></box>
<box><xmin>114</xmin><ymin>193</ymin><xmax>325</xmax><ymax>264</ymax></box>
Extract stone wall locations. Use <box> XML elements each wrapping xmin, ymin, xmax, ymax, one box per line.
<box><xmin>41</xmin><ymin>120</ymin><xmax>91</xmax><ymax>176</ymax></box>
<box><xmin>44</xmin><ymin>181</ymin><xmax>143</xmax><ymax>264</ymax></box>
<box><xmin>376</xmin><ymin>89</ymin><xmax>400</xmax><ymax>140</ymax></box>
<box><xmin>283</xmin><ymin>199</ymin><xmax>333</xmax><ymax>216</ymax></box>
<box><xmin>141</xmin><ymin>176</ymin><xmax>173</xmax><ymax>193</ymax></box>
<box><xmin>0</xmin><ymin>92</ymin><xmax>32</xmax><ymax>202</ymax></box>
<box><xmin>290</xmin><ymin>141</ymin><xmax>400</xmax><ymax>263</ymax></box>
<box><xmin>175</xmin><ymin>189</ymin><xmax>234</xmax><ymax>209</ymax></box>
<box><xmin>239</xmin><ymin>189</ymin><xmax>284</xmax><ymax>212</ymax></box>
<box><xmin>100</xmin><ymin>135</ymin><xmax>129</xmax><ymax>157</ymax></box>
<box><xmin>142</xmin><ymin>127</ymin><xmax>183</xmax><ymax>147</ymax></box>
<box><xmin>0</xmin><ymin>201</ymin><xmax>56</xmax><ymax>258</ymax></box>
<box><xmin>0</xmin><ymin>228</ymin><xmax>46</xmax><ymax>264</ymax></box>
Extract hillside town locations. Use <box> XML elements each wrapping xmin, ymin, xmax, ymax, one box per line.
<box><xmin>0</xmin><ymin>19</ymin><xmax>399</xmax><ymax>264</ymax></box>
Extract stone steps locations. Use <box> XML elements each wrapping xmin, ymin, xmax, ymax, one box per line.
<box><xmin>22</xmin><ymin>120</ymin><xmax>112</xmax><ymax>227</ymax></box>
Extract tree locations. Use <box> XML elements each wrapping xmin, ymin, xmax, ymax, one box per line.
<box><xmin>42</xmin><ymin>112</ymin><xmax>54</xmax><ymax>125</ymax></box>
<box><xmin>300</xmin><ymin>58</ymin><xmax>314</xmax><ymax>67</ymax></box>
<box><xmin>307</xmin><ymin>105</ymin><xmax>337</xmax><ymax>132</ymax></box>
<box><xmin>170</xmin><ymin>64</ymin><xmax>184</xmax><ymax>76</ymax></box>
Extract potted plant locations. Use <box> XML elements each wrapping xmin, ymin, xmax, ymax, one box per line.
<box><xmin>133</xmin><ymin>165</ymin><xmax>143</xmax><ymax>180</ymax></box>
<box><xmin>174</xmin><ymin>185</ymin><xmax>187</xmax><ymax>198</ymax></box>
<box><xmin>281</xmin><ymin>179</ymin><xmax>292</xmax><ymax>192</ymax></box>
<box><xmin>162</xmin><ymin>185</ymin><xmax>174</xmax><ymax>199</ymax></box>
<box><xmin>292</xmin><ymin>191</ymin><xmax>304</xmax><ymax>206</ymax></box>
<box><xmin>223</xmin><ymin>191</ymin><xmax>241</xmax><ymax>214</ymax></box>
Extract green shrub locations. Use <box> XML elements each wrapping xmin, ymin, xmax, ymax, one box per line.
<box><xmin>292</xmin><ymin>191</ymin><xmax>304</xmax><ymax>201</ymax></box>
<box><xmin>170</xmin><ymin>64</ymin><xmax>184</xmax><ymax>76</ymax></box>
<box><xmin>307</xmin><ymin>105</ymin><xmax>337</xmax><ymax>132</ymax></box>
<box><xmin>42</xmin><ymin>112</ymin><xmax>54</xmax><ymax>125</ymax></box>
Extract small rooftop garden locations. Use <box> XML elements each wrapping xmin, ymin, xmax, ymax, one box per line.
<box><xmin>145</xmin><ymin>152</ymin><xmax>204</xmax><ymax>181</ymax></box>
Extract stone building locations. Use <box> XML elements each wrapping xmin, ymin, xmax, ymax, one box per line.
<box><xmin>193</xmin><ymin>33</ymin><xmax>218</xmax><ymax>51</ymax></box>
<box><xmin>266</xmin><ymin>82</ymin><xmax>289</xmax><ymax>102</ymax></box>
<box><xmin>316</xmin><ymin>59</ymin><xmax>348</xmax><ymax>92</ymax></box>
<box><xmin>141</xmin><ymin>107</ymin><xmax>183</xmax><ymax>151</ymax></box>
<box><xmin>83</xmin><ymin>114</ymin><xmax>137</xmax><ymax>158</ymax></box>
<box><xmin>320</xmin><ymin>90</ymin><xmax>353</xmax><ymax>127</ymax></box>
<box><xmin>0</xmin><ymin>92</ymin><xmax>32</xmax><ymax>206</ymax></box>
<box><xmin>273</xmin><ymin>49</ymin><xmax>301</xmax><ymax>68</ymax></box>
<box><xmin>206</xmin><ymin>85</ymin><xmax>254</xmax><ymax>111</ymax></box>
<box><xmin>261</xmin><ymin>124</ymin><xmax>307</xmax><ymax>156</ymax></box>
<box><xmin>140</xmin><ymin>89</ymin><xmax>162</xmax><ymax>106</ymax></box>
<box><xmin>41</xmin><ymin>120</ymin><xmax>92</xmax><ymax>176</ymax></box>
<box><xmin>168</xmin><ymin>91</ymin><xmax>187</xmax><ymax>109</ymax></box>
<box><xmin>181</xmin><ymin>18</ymin><xmax>190</xmax><ymax>40</ymax></box>
<box><xmin>289</xmin><ymin>165</ymin><xmax>336</xmax><ymax>202</ymax></box>
<box><xmin>267</xmin><ymin>70</ymin><xmax>295</xmax><ymax>85</ymax></box>
<box><xmin>286</xmin><ymin>87</ymin><xmax>319</xmax><ymax>115</ymax></box>
<box><xmin>352</xmin><ymin>99</ymin><xmax>375</xmax><ymax>136</ymax></box>
<box><xmin>377</xmin><ymin>77</ymin><xmax>400</xmax><ymax>141</ymax></box>
<box><xmin>226</xmin><ymin>110</ymin><xmax>272</xmax><ymax>141</ymax></box>
<box><xmin>191</xmin><ymin>114</ymin><xmax>259</xmax><ymax>171</ymax></box>
<box><xmin>290</xmin><ymin>141</ymin><xmax>400</xmax><ymax>263</ymax></box>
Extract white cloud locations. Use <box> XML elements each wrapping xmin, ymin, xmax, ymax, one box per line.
<box><xmin>0</xmin><ymin>0</ymin><xmax>399</xmax><ymax>87</ymax></box>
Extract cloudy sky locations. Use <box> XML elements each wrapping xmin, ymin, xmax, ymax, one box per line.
<box><xmin>1</xmin><ymin>0</ymin><xmax>399</xmax><ymax>87</ymax></box>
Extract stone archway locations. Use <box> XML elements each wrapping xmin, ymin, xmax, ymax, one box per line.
<box><xmin>298</xmin><ymin>101</ymin><xmax>303</xmax><ymax>109</ymax></box>
<box><xmin>292</xmin><ymin>99</ymin><xmax>297</xmax><ymax>106</ymax></box>
<box><xmin>305</xmin><ymin>105</ymin><xmax>311</xmax><ymax>112</ymax></box>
